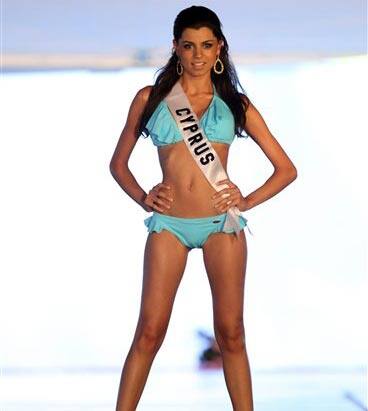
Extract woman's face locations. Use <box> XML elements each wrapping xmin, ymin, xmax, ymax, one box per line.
<box><xmin>173</xmin><ymin>26</ymin><xmax>223</xmax><ymax>76</ymax></box>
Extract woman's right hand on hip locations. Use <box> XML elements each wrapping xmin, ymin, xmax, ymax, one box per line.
<box><xmin>143</xmin><ymin>183</ymin><xmax>173</xmax><ymax>212</ymax></box>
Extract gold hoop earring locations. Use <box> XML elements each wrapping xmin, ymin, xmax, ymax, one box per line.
<box><xmin>176</xmin><ymin>60</ymin><xmax>183</xmax><ymax>75</ymax></box>
<box><xmin>213</xmin><ymin>56</ymin><xmax>224</xmax><ymax>74</ymax></box>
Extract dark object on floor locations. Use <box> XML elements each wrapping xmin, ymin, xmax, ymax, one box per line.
<box><xmin>196</xmin><ymin>329</ymin><xmax>222</xmax><ymax>368</ymax></box>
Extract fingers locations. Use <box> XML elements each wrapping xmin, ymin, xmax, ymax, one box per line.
<box><xmin>153</xmin><ymin>184</ymin><xmax>173</xmax><ymax>204</ymax></box>
<box><xmin>145</xmin><ymin>194</ymin><xmax>167</xmax><ymax>213</ymax></box>
<box><xmin>213</xmin><ymin>195</ymin><xmax>238</xmax><ymax>212</ymax></box>
<box><xmin>212</xmin><ymin>186</ymin><xmax>237</xmax><ymax>200</ymax></box>
<box><xmin>211</xmin><ymin>181</ymin><xmax>241</xmax><ymax>212</ymax></box>
<box><xmin>147</xmin><ymin>183</ymin><xmax>174</xmax><ymax>212</ymax></box>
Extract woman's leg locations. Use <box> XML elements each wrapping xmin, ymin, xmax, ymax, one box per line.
<box><xmin>202</xmin><ymin>229</ymin><xmax>254</xmax><ymax>411</ymax></box>
<box><xmin>115</xmin><ymin>229</ymin><xmax>190</xmax><ymax>411</ymax></box>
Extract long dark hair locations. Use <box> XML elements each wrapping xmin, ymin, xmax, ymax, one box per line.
<box><xmin>137</xmin><ymin>5</ymin><xmax>251</xmax><ymax>139</ymax></box>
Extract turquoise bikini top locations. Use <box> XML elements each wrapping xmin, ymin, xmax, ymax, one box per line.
<box><xmin>145</xmin><ymin>83</ymin><xmax>236</xmax><ymax>147</ymax></box>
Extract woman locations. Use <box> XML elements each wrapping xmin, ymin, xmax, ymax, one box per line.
<box><xmin>110</xmin><ymin>5</ymin><xmax>297</xmax><ymax>411</ymax></box>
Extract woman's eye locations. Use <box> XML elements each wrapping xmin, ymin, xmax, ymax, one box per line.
<box><xmin>183</xmin><ymin>44</ymin><xmax>213</xmax><ymax>49</ymax></box>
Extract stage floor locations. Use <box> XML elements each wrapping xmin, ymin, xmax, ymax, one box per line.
<box><xmin>1</xmin><ymin>367</ymin><xmax>366</xmax><ymax>410</ymax></box>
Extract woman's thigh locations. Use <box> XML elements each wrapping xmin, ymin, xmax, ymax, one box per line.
<box><xmin>202</xmin><ymin>230</ymin><xmax>248</xmax><ymax>330</ymax></box>
<box><xmin>135</xmin><ymin>230</ymin><xmax>190</xmax><ymax>336</ymax></box>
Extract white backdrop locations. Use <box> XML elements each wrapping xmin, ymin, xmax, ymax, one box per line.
<box><xmin>1</xmin><ymin>56</ymin><xmax>366</xmax><ymax>372</ymax></box>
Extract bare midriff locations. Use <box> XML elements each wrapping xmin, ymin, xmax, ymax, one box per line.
<box><xmin>157</xmin><ymin>140</ymin><xmax>230</xmax><ymax>218</ymax></box>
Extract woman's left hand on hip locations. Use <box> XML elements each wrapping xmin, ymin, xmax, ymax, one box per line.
<box><xmin>211</xmin><ymin>178</ymin><xmax>248</xmax><ymax>212</ymax></box>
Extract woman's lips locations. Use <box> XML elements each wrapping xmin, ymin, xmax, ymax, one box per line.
<box><xmin>192</xmin><ymin>62</ymin><xmax>206</xmax><ymax>68</ymax></box>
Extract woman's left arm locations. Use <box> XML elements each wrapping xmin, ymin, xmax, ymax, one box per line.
<box><xmin>240</xmin><ymin>98</ymin><xmax>298</xmax><ymax>210</ymax></box>
<box><xmin>212</xmin><ymin>98</ymin><xmax>298</xmax><ymax>213</ymax></box>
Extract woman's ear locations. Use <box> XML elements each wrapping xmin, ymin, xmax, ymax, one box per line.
<box><xmin>217</xmin><ymin>39</ymin><xmax>224</xmax><ymax>54</ymax></box>
<box><xmin>172</xmin><ymin>40</ymin><xmax>178</xmax><ymax>56</ymax></box>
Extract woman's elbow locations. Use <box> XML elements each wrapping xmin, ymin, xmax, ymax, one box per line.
<box><xmin>275</xmin><ymin>164</ymin><xmax>297</xmax><ymax>183</ymax></box>
<box><xmin>286</xmin><ymin>166</ymin><xmax>298</xmax><ymax>181</ymax></box>
<box><xmin>109</xmin><ymin>159</ymin><xmax>127</xmax><ymax>176</ymax></box>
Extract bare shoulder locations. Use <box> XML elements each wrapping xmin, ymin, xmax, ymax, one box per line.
<box><xmin>126</xmin><ymin>85</ymin><xmax>153</xmax><ymax>114</ymax></box>
<box><xmin>239</xmin><ymin>92</ymin><xmax>252</xmax><ymax>111</ymax></box>
<box><xmin>239</xmin><ymin>93</ymin><xmax>264</xmax><ymax>125</ymax></box>
<box><xmin>125</xmin><ymin>84</ymin><xmax>154</xmax><ymax>123</ymax></box>
<box><xmin>136</xmin><ymin>84</ymin><xmax>153</xmax><ymax>105</ymax></box>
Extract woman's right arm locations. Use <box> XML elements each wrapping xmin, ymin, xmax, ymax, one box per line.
<box><xmin>109</xmin><ymin>86</ymin><xmax>173</xmax><ymax>213</ymax></box>
<box><xmin>109</xmin><ymin>85</ymin><xmax>153</xmax><ymax>211</ymax></box>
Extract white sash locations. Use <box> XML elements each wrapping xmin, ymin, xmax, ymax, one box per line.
<box><xmin>164</xmin><ymin>80</ymin><xmax>252</xmax><ymax>237</ymax></box>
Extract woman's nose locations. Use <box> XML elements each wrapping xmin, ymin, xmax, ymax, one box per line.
<box><xmin>194</xmin><ymin>48</ymin><xmax>202</xmax><ymax>58</ymax></box>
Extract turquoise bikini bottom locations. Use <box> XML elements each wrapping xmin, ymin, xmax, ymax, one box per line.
<box><xmin>144</xmin><ymin>211</ymin><xmax>250</xmax><ymax>250</ymax></box>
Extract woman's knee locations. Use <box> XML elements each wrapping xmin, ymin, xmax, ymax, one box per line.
<box><xmin>133</xmin><ymin>320</ymin><xmax>168</xmax><ymax>354</ymax></box>
<box><xmin>214</xmin><ymin>319</ymin><xmax>246</xmax><ymax>353</ymax></box>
